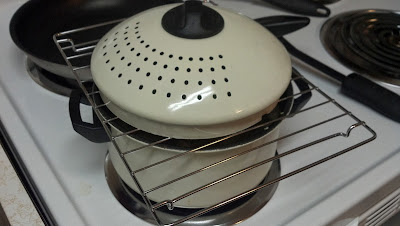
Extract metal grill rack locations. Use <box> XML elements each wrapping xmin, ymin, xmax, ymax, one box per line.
<box><xmin>54</xmin><ymin>18</ymin><xmax>376</xmax><ymax>226</ymax></box>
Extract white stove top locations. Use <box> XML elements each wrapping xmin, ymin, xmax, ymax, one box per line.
<box><xmin>0</xmin><ymin>0</ymin><xmax>399</xmax><ymax>225</ymax></box>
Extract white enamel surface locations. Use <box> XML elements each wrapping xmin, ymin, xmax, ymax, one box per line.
<box><xmin>91</xmin><ymin>3</ymin><xmax>292</xmax><ymax>127</ymax></box>
<box><xmin>109</xmin><ymin>126</ymin><xmax>279</xmax><ymax>208</ymax></box>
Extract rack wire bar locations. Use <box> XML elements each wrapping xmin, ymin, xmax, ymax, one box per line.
<box><xmin>143</xmin><ymin>112</ymin><xmax>350</xmax><ymax>195</ymax></box>
<box><xmin>66</xmin><ymin>52</ymin><xmax>93</xmax><ymax>60</ymax></box>
<box><xmin>53</xmin><ymin>19</ymin><xmax>376</xmax><ymax>226</ymax></box>
<box><xmin>167</xmin><ymin>122</ymin><xmax>374</xmax><ymax>226</ymax></box>
<box><xmin>152</xmin><ymin>120</ymin><xmax>367</xmax><ymax>209</ymax></box>
<box><xmin>130</xmin><ymin>100</ymin><xmax>339</xmax><ymax>175</ymax></box>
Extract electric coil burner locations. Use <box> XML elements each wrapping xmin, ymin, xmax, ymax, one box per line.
<box><xmin>321</xmin><ymin>9</ymin><xmax>400</xmax><ymax>86</ymax></box>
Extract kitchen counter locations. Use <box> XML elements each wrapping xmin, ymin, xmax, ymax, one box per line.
<box><xmin>0</xmin><ymin>143</ymin><xmax>44</xmax><ymax>226</ymax></box>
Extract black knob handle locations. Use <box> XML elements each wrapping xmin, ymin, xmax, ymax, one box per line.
<box><xmin>162</xmin><ymin>0</ymin><xmax>224</xmax><ymax>39</ymax></box>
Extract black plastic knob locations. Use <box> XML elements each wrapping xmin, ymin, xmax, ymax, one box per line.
<box><xmin>162</xmin><ymin>0</ymin><xmax>224</xmax><ymax>39</ymax></box>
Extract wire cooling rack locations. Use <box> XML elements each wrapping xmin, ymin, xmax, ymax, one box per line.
<box><xmin>54</xmin><ymin>18</ymin><xmax>376</xmax><ymax>225</ymax></box>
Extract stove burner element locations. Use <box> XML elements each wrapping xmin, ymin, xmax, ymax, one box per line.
<box><xmin>104</xmin><ymin>153</ymin><xmax>281</xmax><ymax>225</ymax></box>
<box><xmin>320</xmin><ymin>10</ymin><xmax>400</xmax><ymax>86</ymax></box>
<box><xmin>26</xmin><ymin>58</ymin><xmax>81</xmax><ymax>96</ymax></box>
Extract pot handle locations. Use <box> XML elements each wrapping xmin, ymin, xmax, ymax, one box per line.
<box><xmin>290</xmin><ymin>69</ymin><xmax>312</xmax><ymax>114</ymax></box>
<box><xmin>69</xmin><ymin>89</ymin><xmax>110</xmax><ymax>143</ymax></box>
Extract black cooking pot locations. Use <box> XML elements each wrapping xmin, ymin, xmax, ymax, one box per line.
<box><xmin>69</xmin><ymin>68</ymin><xmax>312</xmax><ymax>149</ymax></box>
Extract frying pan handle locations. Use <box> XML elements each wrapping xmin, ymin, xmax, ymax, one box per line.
<box><xmin>263</xmin><ymin>0</ymin><xmax>330</xmax><ymax>17</ymax></box>
<box><xmin>69</xmin><ymin>89</ymin><xmax>109</xmax><ymax>143</ymax></box>
<box><xmin>290</xmin><ymin>69</ymin><xmax>312</xmax><ymax>114</ymax></box>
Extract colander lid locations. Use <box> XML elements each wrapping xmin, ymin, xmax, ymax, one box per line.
<box><xmin>91</xmin><ymin>2</ymin><xmax>291</xmax><ymax>136</ymax></box>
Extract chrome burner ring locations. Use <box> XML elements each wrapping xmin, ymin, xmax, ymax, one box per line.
<box><xmin>26</xmin><ymin>58</ymin><xmax>79</xmax><ymax>96</ymax></box>
<box><xmin>104</xmin><ymin>152</ymin><xmax>281</xmax><ymax>225</ymax></box>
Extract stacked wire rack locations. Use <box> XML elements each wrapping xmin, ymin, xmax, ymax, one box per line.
<box><xmin>54</xmin><ymin>18</ymin><xmax>376</xmax><ymax>225</ymax></box>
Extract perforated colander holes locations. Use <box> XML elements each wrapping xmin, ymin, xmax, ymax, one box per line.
<box><xmin>148</xmin><ymin>54</ymin><xmax>223</xmax><ymax>62</ymax></box>
<box><xmin>178</xmin><ymin>94</ymin><xmax>203</xmax><ymax>100</ymax></box>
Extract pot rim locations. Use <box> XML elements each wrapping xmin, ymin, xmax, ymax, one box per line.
<box><xmin>93</xmin><ymin>78</ymin><xmax>295</xmax><ymax>152</ymax></box>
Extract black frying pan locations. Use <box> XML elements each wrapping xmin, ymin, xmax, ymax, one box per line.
<box><xmin>9</xmin><ymin>0</ymin><xmax>180</xmax><ymax>80</ymax></box>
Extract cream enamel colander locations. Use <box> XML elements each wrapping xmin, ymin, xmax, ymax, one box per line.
<box><xmin>91</xmin><ymin>1</ymin><xmax>292</xmax><ymax>139</ymax></box>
